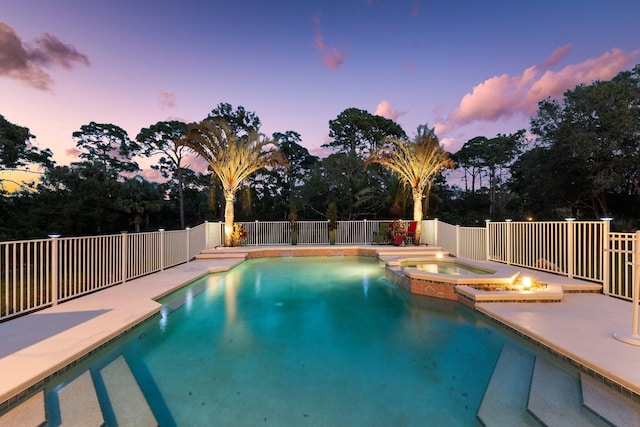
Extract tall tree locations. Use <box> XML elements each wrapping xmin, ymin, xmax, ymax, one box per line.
<box><xmin>0</xmin><ymin>115</ymin><xmax>53</xmax><ymax>192</ymax></box>
<box><xmin>182</xmin><ymin>118</ymin><xmax>287</xmax><ymax>246</ymax></box>
<box><xmin>366</xmin><ymin>124</ymin><xmax>453</xmax><ymax>243</ymax></box>
<box><xmin>324</xmin><ymin>108</ymin><xmax>406</xmax><ymax>157</ymax></box>
<box><xmin>136</xmin><ymin>120</ymin><xmax>189</xmax><ymax>228</ymax></box>
<box><xmin>529</xmin><ymin>64</ymin><xmax>640</xmax><ymax>218</ymax></box>
<box><xmin>454</xmin><ymin>131</ymin><xmax>525</xmax><ymax>218</ymax></box>
<box><xmin>72</xmin><ymin>122</ymin><xmax>140</xmax><ymax>177</ymax></box>
<box><xmin>115</xmin><ymin>178</ymin><xmax>164</xmax><ymax>232</ymax></box>
<box><xmin>207</xmin><ymin>102</ymin><xmax>261</xmax><ymax>134</ymax></box>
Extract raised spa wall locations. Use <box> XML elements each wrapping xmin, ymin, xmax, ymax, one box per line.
<box><xmin>385</xmin><ymin>268</ymin><xmax>460</xmax><ymax>301</ymax></box>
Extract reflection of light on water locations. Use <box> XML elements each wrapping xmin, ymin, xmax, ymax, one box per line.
<box><xmin>363</xmin><ymin>272</ymin><xmax>369</xmax><ymax>297</ymax></box>
<box><xmin>255</xmin><ymin>272</ymin><xmax>262</xmax><ymax>296</ymax></box>
<box><xmin>159</xmin><ymin>306</ymin><xmax>169</xmax><ymax>331</ymax></box>
<box><xmin>417</xmin><ymin>264</ymin><xmax>439</xmax><ymax>274</ymax></box>
<box><xmin>184</xmin><ymin>288</ymin><xmax>193</xmax><ymax>313</ymax></box>
<box><xmin>206</xmin><ymin>276</ymin><xmax>224</xmax><ymax>300</ymax></box>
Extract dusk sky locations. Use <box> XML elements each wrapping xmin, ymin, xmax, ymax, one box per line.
<box><xmin>2</xmin><ymin>0</ymin><xmax>639</xmax><ymax>182</ymax></box>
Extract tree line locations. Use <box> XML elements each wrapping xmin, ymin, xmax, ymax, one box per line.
<box><xmin>1</xmin><ymin>64</ymin><xmax>639</xmax><ymax>240</ymax></box>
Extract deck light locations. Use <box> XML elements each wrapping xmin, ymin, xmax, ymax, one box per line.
<box><xmin>522</xmin><ymin>277</ymin><xmax>532</xmax><ymax>290</ymax></box>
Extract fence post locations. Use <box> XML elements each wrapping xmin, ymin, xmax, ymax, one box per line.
<box><xmin>121</xmin><ymin>231</ymin><xmax>128</xmax><ymax>284</ymax></box>
<box><xmin>49</xmin><ymin>234</ymin><xmax>60</xmax><ymax>306</ymax></box>
<box><xmin>159</xmin><ymin>229</ymin><xmax>165</xmax><ymax>271</ymax></box>
<box><xmin>565</xmin><ymin>218</ymin><xmax>575</xmax><ymax>279</ymax></box>
<box><xmin>186</xmin><ymin>227</ymin><xmax>191</xmax><ymax>263</ymax></box>
<box><xmin>505</xmin><ymin>219</ymin><xmax>512</xmax><ymax>265</ymax></box>
<box><xmin>433</xmin><ymin>218</ymin><xmax>439</xmax><ymax>247</ymax></box>
<box><xmin>485</xmin><ymin>220</ymin><xmax>491</xmax><ymax>261</ymax></box>
<box><xmin>601</xmin><ymin>217</ymin><xmax>612</xmax><ymax>296</ymax></box>
<box><xmin>204</xmin><ymin>221</ymin><xmax>209</xmax><ymax>249</ymax></box>
<box><xmin>455</xmin><ymin>225</ymin><xmax>460</xmax><ymax>257</ymax></box>
<box><xmin>612</xmin><ymin>230</ymin><xmax>640</xmax><ymax>346</ymax></box>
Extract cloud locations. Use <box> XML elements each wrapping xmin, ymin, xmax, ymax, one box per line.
<box><xmin>64</xmin><ymin>147</ymin><xmax>82</xmax><ymax>159</ymax></box>
<box><xmin>410</xmin><ymin>2</ymin><xmax>421</xmax><ymax>17</ymax></box>
<box><xmin>446</xmin><ymin>46</ymin><xmax>639</xmax><ymax>128</ymax></box>
<box><xmin>312</xmin><ymin>13</ymin><xmax>348</xmax><ymax>70</ymax></box>
<box><xmin>0</xmin><ymin>22</ymin><xmax>90</xmax><ymax>90</ymax></box>
<box><xmin>159</xmin><ymin>90</ymin><xmax>176</xmax><ymax>110</ymax></box>
<box><xmin>375</xmin><ymin>100</ymin><xmax>404</xmax><ymax>121</ymax></box>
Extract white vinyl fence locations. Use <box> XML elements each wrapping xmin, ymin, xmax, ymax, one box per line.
<box><xmin>1</xmin><ymin>218</ymin><xmax>638</xmax><ymax>320</ymax></box>
<box><xmin>1</xmin><ymin>226</ymin><xmax>206</xmax><ymax>321</ymax></box>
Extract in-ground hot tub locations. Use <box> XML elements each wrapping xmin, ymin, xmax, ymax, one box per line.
<box><xmin>383</xmin><ymin>256</ymin><xmax>521</xmax><ymax>301</ymax></box>
<box><xmin>400</xmin><ymin>259</ymin><xmax>495</xmax><ymax>277</ymax></box>
<box><xmin>382</xmin><ymin>255</ymin><xmax>562</xmax><ymax>304</ymax></box>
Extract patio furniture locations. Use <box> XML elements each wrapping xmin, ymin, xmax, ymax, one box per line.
<box><xmin>372</xmin><ymin>222</ymin><xmax>391</xmax><ymax>244</ymax></box>
<box><xmin>405</xmin><ymin>221</ymin><xmax>417</xmax><ymax>245</ymax></box>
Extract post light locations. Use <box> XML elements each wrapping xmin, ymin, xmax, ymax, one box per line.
<box><xmin>564</xmin><ymin>218</ymin><xmax>576</xmax><ymax>222</ymax></box>
<box><xmin>505</xmin><ymin>219</ymin><xmax>512</xmax><ymax>222</ymax></box>
<box><xmin>522</xmin><ymin>277</ymin><xmax>532</xmax><ymax>290</ymax></box>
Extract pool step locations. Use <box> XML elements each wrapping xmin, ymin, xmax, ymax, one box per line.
<box><xmin>57</xmin><ymin>370</ymin><xmax>104</xmax><ymax>426</ymax></box>
<box><xmin>477</xmin><ymin>344</ymin><xmax>539</xmax><ymax>426</ymax></box>
<box><xmin>99</xmin><ymin>355</ymin><xmax>158</xmax><ymax>427</ymax></box>
<box><xmin>0</xmin><ymin>391</ymin><xmax>46</xmax><ymax>427</ymax></box>
<box><xmin>527</xmin><ymin>357</ymin><xmax>606</xmax><ymax>426</ymax></box>
<box><xmin>196</xmin><ymin>248</ymin><xmax>249</xmax><ymax>260</ymax></box>
<box><xmin>42</xmin><ymin>355</ymin><xmax>159</xmax><ymax>427</ymax></box>
<box><xmin>478</xmin><ymin>345</ymin><xmax>626</xmax><ymax>426</ymax></box>
<box><xmin>581</xmin><ymin>373</ymin><xmax>640</xmax><ymax>426</ymax></box>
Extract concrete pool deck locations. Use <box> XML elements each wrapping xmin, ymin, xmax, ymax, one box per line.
<box><xmin>1</xmin><ymin>246</ymin><xmax>640</xmax><ymax>422</ymax></box>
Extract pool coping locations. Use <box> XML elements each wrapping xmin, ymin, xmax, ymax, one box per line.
<box><xmin>1</xmin><ymin>245</ymin><xmax>640</xmax><ymax>417</ymax></box>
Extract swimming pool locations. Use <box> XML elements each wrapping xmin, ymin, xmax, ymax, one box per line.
<box><xmin>41</xmin><ymin>256</ymin><xmax>577</xmax><ymax>425</ymax></box>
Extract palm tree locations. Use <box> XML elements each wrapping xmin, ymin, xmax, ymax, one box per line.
<box><xmin>366</xmin><ymin>124</ymin><xmax>453</xmax><ymax>244</ymax></box>
<box><xmin>182</xmin><ymin>119</ymin><xmax>287</xmax><ymax>246</ymax></box>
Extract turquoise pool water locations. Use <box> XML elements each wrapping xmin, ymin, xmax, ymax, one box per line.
<box><xmin>46</xmin><ymin>256</ymin><xmax>535</xmax><ymax>425</ymax></box>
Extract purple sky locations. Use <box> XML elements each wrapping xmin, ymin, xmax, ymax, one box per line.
<box><xmin>1</xmin><ymin>0</ymin><xmax>639</xmax><ymax>182</ymax></box>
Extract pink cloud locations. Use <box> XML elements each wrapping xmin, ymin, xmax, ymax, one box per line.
<box><xmin>0</xmin><ymin>21</ymin><xmax>90</xmax><ymax>91</ymax></box>
<box><xmin>64</xmin><ymin>147</ymin><xmax>82</xmax><ymax>159</ymax></box>
<box><xmin>410</xmin><ymin>2</ymin><xmax>421</xmax><ymax>17</ymax></box>
<box><xmin>138</xmin><ymin>168</ymin><xmax>165</xmax><ymax>183</ymax></box>
<box><xmin>534</xmin><ymin>44</ymin><xmax>572</xmax><ymax>71</ymax></box>
<box><xmin>159</xmin><ymin>90</ymin><xmax>176</xmax><ymax>110</ymax></box>
<box><xmin>312</xmin><ymin>13</ymin><xmax>348</xmax><ymax>70</ymax></box>
<box><xmin>374</xmin><ymin>100</ymin><xmax>404</xmax><ymax>121</ymax></box>
<box><xmin>447</xmin><ymin>47</ymin><xmax>639</xmax><ymax>128</ymax></box>
<box><xmin>403</xmin><ymin>60</ymin><xmax>416</xmax><ymax>73</ymax></box>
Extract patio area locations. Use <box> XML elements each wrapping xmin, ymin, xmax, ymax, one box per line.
<box><xmin>1</xmin><ymin>246</ymin><xmax>640</xmax><ymax>425</ymax></box>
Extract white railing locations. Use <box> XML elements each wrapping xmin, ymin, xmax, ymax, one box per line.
<box><xmin>1</xmin><ymin>218</ymin><xmax>638</xmax><ymax>320</ymax></box>
<box><xmin>607</xmin><ymin>232</ymin><xmax>637</xmax><ymax>300</ymax></box>
<box><xmin>487</xmin><ymin>220</ymin><xmax>607</xmax><ymax>282</ymax></box>
<box><xmin>1</xmin><ymin>228</ymin><xmax>207</xmax><ymax>321</ymax></box>
<box><xmin>235</xmin><ymin>220</ymin><xmax>392</xmax><ymax>246</ymax></box>
<box><xmin>428</xmin><ymin>220</ymin><xmax>486</xmax><ymax>260</ymax></box>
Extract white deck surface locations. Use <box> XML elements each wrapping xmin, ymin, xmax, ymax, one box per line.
<box><xmin>1</xmin><ymin>248</ymin><xmax>640</xmax><ymax>414</ymax></box>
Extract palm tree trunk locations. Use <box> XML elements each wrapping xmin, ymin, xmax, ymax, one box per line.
<box><xmin>224</xmin><ymin>192</ymin><xmax>235</xmax><ymax>246</ymax></box>
<box><xmin>413</xmin><ymin>190</ymin><xmax>423</xmax><ymax>245</ymax></box>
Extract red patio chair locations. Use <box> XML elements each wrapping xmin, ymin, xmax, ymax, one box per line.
<box><xmin>406</xmin><ymin>221</ymin><xmax>417</xmax><ymax>245</ymax></box>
